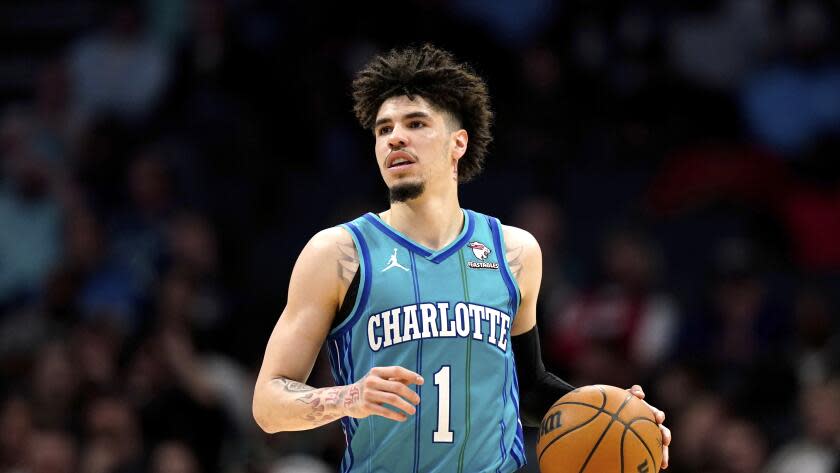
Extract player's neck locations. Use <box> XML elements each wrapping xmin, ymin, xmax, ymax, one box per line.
<box><xmin>382</xmin><ymin>192</ymin><xmax>462</xmax><ymax>251</ymax></box>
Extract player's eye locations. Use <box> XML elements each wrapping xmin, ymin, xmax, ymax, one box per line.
<box><xmin>408</xmin><ymin>121</ymin><xmax>424</xmax><ymax>129</ymax></box>
<box><xmin>377</xmin><ymin>126</ymin><xmax>392</xmax><ymax>136</ymax></box>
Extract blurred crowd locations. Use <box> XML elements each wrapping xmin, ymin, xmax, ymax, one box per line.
<box><xmin>0</xmin><ymin>0</ymin><xmax>838</xmax><ymax>472</ymax></box>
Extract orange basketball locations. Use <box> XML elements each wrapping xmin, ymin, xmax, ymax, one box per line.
<box><xmin>537</xmin><ymin>385</ymin><xmax>663</xmax><ymax>473</ymax></box>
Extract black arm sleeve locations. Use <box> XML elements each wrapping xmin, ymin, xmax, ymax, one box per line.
<box><xmin>512</xmin><ymin>325</ymin><xmax>576</xmax><ymax>427</ymax></box>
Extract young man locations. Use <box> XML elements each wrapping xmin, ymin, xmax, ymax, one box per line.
<box><xmin>253</xmin><ymin>44</ymin><xmax>671</xmax><ymax>472</ymax></box>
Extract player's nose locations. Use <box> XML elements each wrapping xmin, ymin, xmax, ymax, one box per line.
<box><xmin>387</xmin><ymin>126</ymin><xmax>409</xmax><ymax>148</ymax></box>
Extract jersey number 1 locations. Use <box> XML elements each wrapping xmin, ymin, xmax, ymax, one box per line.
<box><xmin>433</xmin><ymin>366</ymin><xmax>454</xmax><ymax>443</ymax></box>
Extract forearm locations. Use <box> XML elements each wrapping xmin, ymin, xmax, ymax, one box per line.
<box><xmin>512</xmin><ymin>326</ymin><xmax>575</xmax><ymax>427</ymax></box>
<box><xmin>252</xmin><ymin>377</ymin><xmax>360</xmax><ymax>433</ymax></box>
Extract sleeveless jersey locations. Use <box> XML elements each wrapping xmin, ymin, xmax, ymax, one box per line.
<box><xmin>327</xmin><ymin>209</ymin><xmax>526</xmax><ymax>473</ymax></box>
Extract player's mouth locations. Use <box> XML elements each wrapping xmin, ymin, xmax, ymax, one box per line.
<box><xmin>386</xmin><ymin>150</ymin><xmax>417</xmax><ymax>170</ymax></box>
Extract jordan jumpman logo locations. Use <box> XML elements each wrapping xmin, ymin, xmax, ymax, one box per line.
<box><xmin>382</xmin><ymin>248</ymin><xmax>410</xmax><ymax>272</ymax></box>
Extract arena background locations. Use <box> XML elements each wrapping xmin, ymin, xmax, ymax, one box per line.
<box><xmin>0</xmin><ymin>0</ymin><xmax>839</xmax><ymax>472</ymax></box>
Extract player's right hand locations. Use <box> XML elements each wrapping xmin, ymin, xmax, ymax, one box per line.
<box><xmin>344</xmin><ymin>366</ymin><xmax>424</xmax><ymax>422</ymax></box>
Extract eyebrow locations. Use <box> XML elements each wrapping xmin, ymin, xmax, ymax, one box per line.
<box><xmin>373</xmin><ymin>111</ymin><xmax>432</xmax><ymax>129</ymax></box>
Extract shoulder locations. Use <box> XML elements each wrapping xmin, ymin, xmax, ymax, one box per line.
<box><xmin>302</xmin><ymin>226</ymin><xmax>359</xmax><ymax>286</ymax></box>
<box><xmin>296</xmin><ymin>226</ymin><xmax>358</xmax><ymax>269</ymax></box>
<box><xmin>499</xmin><ymin>225</ymin><xmax>542</xmax><ymax>294</ymax></box>
<box><xmin>306</xmin><ymin>226</ymin><xmax>355</xmax><ymax>250</ymax></box>
<box><xmin>500</xmin><ymin>225</ymin><xmax>541</xmax><ymax>254</ymax></box>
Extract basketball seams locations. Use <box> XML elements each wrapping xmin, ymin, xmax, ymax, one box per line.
<box><xmin>623</xmin><ymin>418</ymin><xmax>660</xmax><ymax>472</ymax></box>
<box><xmin>576</xmin><ymin>393</ymin><xmax>633</xmax><ymax>473</ymax></box>
<box><xmin>549</xmin><ymin>401</ymin><xmax>608</xmax><ymax>411</ymax></box>
<box><xmin>536</xmin><ymin>411</ymin><xmax>607</xmax><ymax>462</ymax></box>
<box><xmin>618</xmin><ymin>414</ymin><xmax>656</xmax><ymax>473</ymax></box>
<box><xmin>537</xmin><ymin>386</ymin><xmax>608</xmax><ymax>462</ymax></box>
<box><xmin>549</xmin><ymin>384</ymin><xmax>608</xmax><ymax>411</ymax></box>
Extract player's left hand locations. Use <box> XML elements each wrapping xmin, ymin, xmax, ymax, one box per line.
<box><xmin>627</xmin><ymin>385</ymin><xmax>670</xmax><ymax>470</ymax></box>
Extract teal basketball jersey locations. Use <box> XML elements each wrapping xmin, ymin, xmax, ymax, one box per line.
<box><xmin>327</xmin><ymin>209</ymin><xmax>526</xmax><ymax>473</ymax></box>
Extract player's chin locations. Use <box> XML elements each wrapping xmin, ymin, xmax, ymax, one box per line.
<box><xmin>388</xmin><ymin>180</ymin><xmax>425</xmax><ymax>203</ymax></box>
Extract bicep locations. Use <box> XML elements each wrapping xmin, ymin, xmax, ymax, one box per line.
<box><xmin>506</xmin><ymin>227</ymin><xmax>542</xmax><ymax>336</ymax></box>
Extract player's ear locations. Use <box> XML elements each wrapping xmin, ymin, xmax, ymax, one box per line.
<box><xmin>451</xmin><ymin>129</ymin><xmax>468</xmax><ymax>161</ymax></box>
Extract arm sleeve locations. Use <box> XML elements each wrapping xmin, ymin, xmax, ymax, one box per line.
<box><xmin>511</xmin><ymin>325</ymin><xmax>576</xmax><ymax>427</ymax></box>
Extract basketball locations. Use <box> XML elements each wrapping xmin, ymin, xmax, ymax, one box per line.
<box><xmin>537</xmin><ymin>385</ymin><xmax>663</xmax><ymax>473</ymax></box>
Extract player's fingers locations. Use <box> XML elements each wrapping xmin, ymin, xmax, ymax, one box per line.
<box><xmin>660</xmin><ymin>425</ymin><xmax>671</xmax><ymax>469</ymax></box>
<box><xmin>372</xmin><ymin>378</ymin><xmax>421</xmax><ymax>405</ymax></box>
<box><xmin>660</xmin><ymin>424</ymin><xmax>671</xmax><ymax>447</ymax></box>
<box><xmin>628</xmin><ymin>385</ymin><xmax>645</xmax><ymax>399</ymax></box>
<box><xmin>367</xmin><ymin>391</ymin><xmax>417</xmax><ymax>416</ymax></box>
<box><xmin>639</xmin><ymin>398</ymin><xmax>665</xmax><ymax>424</ymax></box>
<box><xmin>650</xmin><ymin>403</ymin><xmax>665</xmax><ymax>425</ymax></box>
<box><xmin>372</xmin><ymin>366</ymin><xmax>424</xmax><ymax>385</ymax></box>
<box><xmin>364</xmin><ymin>401</ymin><xmax>408</xmax><ymax>422</ymax></box>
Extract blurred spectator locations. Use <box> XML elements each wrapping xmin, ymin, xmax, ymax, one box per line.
<box><xmin>668</xmin><ymin>0</ymin><xmax>772</xmax><ymax>90</ymax></box>
<box><xmin>791</xmin><ymin>286</ymin><xmax>839</xmax><ymax>385</ymax></box>
<box><xmin>28</xmin><ymin>341</ymin><xmax>80</xmax><ymax>431</ymax></box>
<box><xmin>711</xmin><ymin>418</ymin><xmax>768</xmax><ymax>473</ymax></box>
<box><xmin>20</xmin><ymin>429</ymin><xmax>78</xmax><ymax>473</ymax></box>
<box><xmin>90</xmin><ymin>150</ymin><xmax>176</xmax><ymax>331</ymax></box>
<box><xmin>0</xmin><ymin>144</ymin><xmax>62</xmax><ymax>306</ymax></box>
<box><xmin>511</xmin><ymin>197</ymin><xmax>575</xmax><ymax>322</ymax></box>
<box><xmin>645</xmin><ymin>145</ymin><xmax>789</xmax><ymax>218</ymax></box>
<box><xmin>123</xmin><ymin>330</ymin><xmax>228</xmax><ymax>473</ymax></box>
<box><xmin>777</xmin><ymin>148</ymin><xmax>840</xmax><ymax>271</ymax></box>
<box><xmin>451</xmin><ymin>0</ymin><xmax>554</xmax><ymax>46</ymax></box>
<box><xmin>680</xmin><ymin>238</ymin><xmax>787</xmax><ymax>366</ymax></box>
<box><xmin>673</xmin><ymin>393</ymin><xmax>729</xmax><ymax>472</ymax></box>
<box><xmin>740</xmin><ymin>0</ymin><xmax>840</xmax><ymax>153</ymax></box>
<box><xmin>80</xmin><ymin>395</ymin><xmax>143</xmax><ymax>473</ymax></box>
<box><xmin>764</xmin><ymin>378</ymin><xmax>840</xmax><ymax>473</ymax></box>
<box><xmin>166</xmin><ymin>211</ymin><xmax>225</xmax><ymax>333</ymax></box>
<box><xmin>68</xmin><ymin>0</ymin><xmax>171</xmax><ymax>126</ymax></box>
<box><xmin>547</xmin><ymin>227</ymin><xmax>678</xmax><ymax>386</ymax></box>
<box><xmin>2</xmin><ymin>60</ymin><xmax>76</xmax><ymax>166</ymax></box>
<box><xmin>0</xmin><ymin>395</ymin><xmax>33</xmax><ymax>472</ymax></box>
<box><xmin>150</xmin><ymin>440</ymin><xmax>201</xmax><ymax>473</ymax></box>
<box><xmin>70</xmin><ymin>320</ymin><xmax>124</xmax><ymax>393</ymax></box>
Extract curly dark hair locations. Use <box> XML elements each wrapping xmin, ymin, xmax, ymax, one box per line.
<box><xmin>352</xmin><ymin>44</ymin><xmax>493</xmax><ymax>183</ymax></box>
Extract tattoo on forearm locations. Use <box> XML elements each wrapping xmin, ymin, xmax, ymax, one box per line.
<box><xmin>344</xmin><ymin>385</ymin><xmax>360</xmax><ymax>408</ymax></box>
<box><xmin>296</xmin><ymin>392</ymin><xmax>324</xmax><ymax>421</ymax></box>
<box><xmin>506</xmin><ymin>244</ymin><xmax>524</xmax><ymax>279</ymax></box>
<box><xmin>275</xmin><ymin>377</ymin><xmax>315</xmax><ymax>392</ymax></box>
<box><xmin>295</xmin><ymin>386</ymin><xmax>348</xmax><ymax>423</ymax></box>
<box><xmin>337</xmin><ymin>241</ymin><xmax>360</xmax><ymax>284</ymax></box>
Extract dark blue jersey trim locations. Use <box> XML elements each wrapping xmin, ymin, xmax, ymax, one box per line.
<box><xmin>329</xmin><ymin>223</ymin><xmax>372</xmax><ymax>339</ymax></box>
<box><xmin>363</xmin><ymin>210</ymin><xmax>475</xmax><ymax>264</ymax></box>
<box><xmin>488</xmin><ymin>216</ymin><xmax>522</xmax><ymax>316</ymax></box>
<box><xmin>429</xmin><ymin>209</ymin><xmax>476</xmax><ymax>263</ymax></box>
<box><xmin>363</xmin><ymin>213</ymin><xmax>433</xmax><ymax>257</ymax></box>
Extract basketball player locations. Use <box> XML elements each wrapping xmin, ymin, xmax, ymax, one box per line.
<box><xmin>253</xmin><ymin>44</ymin><xmax>671</xmax><ymax>472</ymax></box>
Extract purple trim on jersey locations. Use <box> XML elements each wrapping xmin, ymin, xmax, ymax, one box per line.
<box><xmin>487</xmin><ymin>216</ymin><xmax>520</xmax><ymax>315</ymax></box>
<box><xmin>428</xmin><ymin>210</ymin><xmax>475</xmax><ymax>263</ymax></box>
<box><xmin>362</xmin><ymin>210</ymin><xmax>476</xmax><ymax>264</ymax></box>
<box><xmin>330</xmin><ymin>223</ymin><xmax>373</xmax><ymax>338</ymax></box>
<box><xmin>363</xmin><ymin>213</ymin><xmax>432</xmax><ymax>257</ymax></box>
